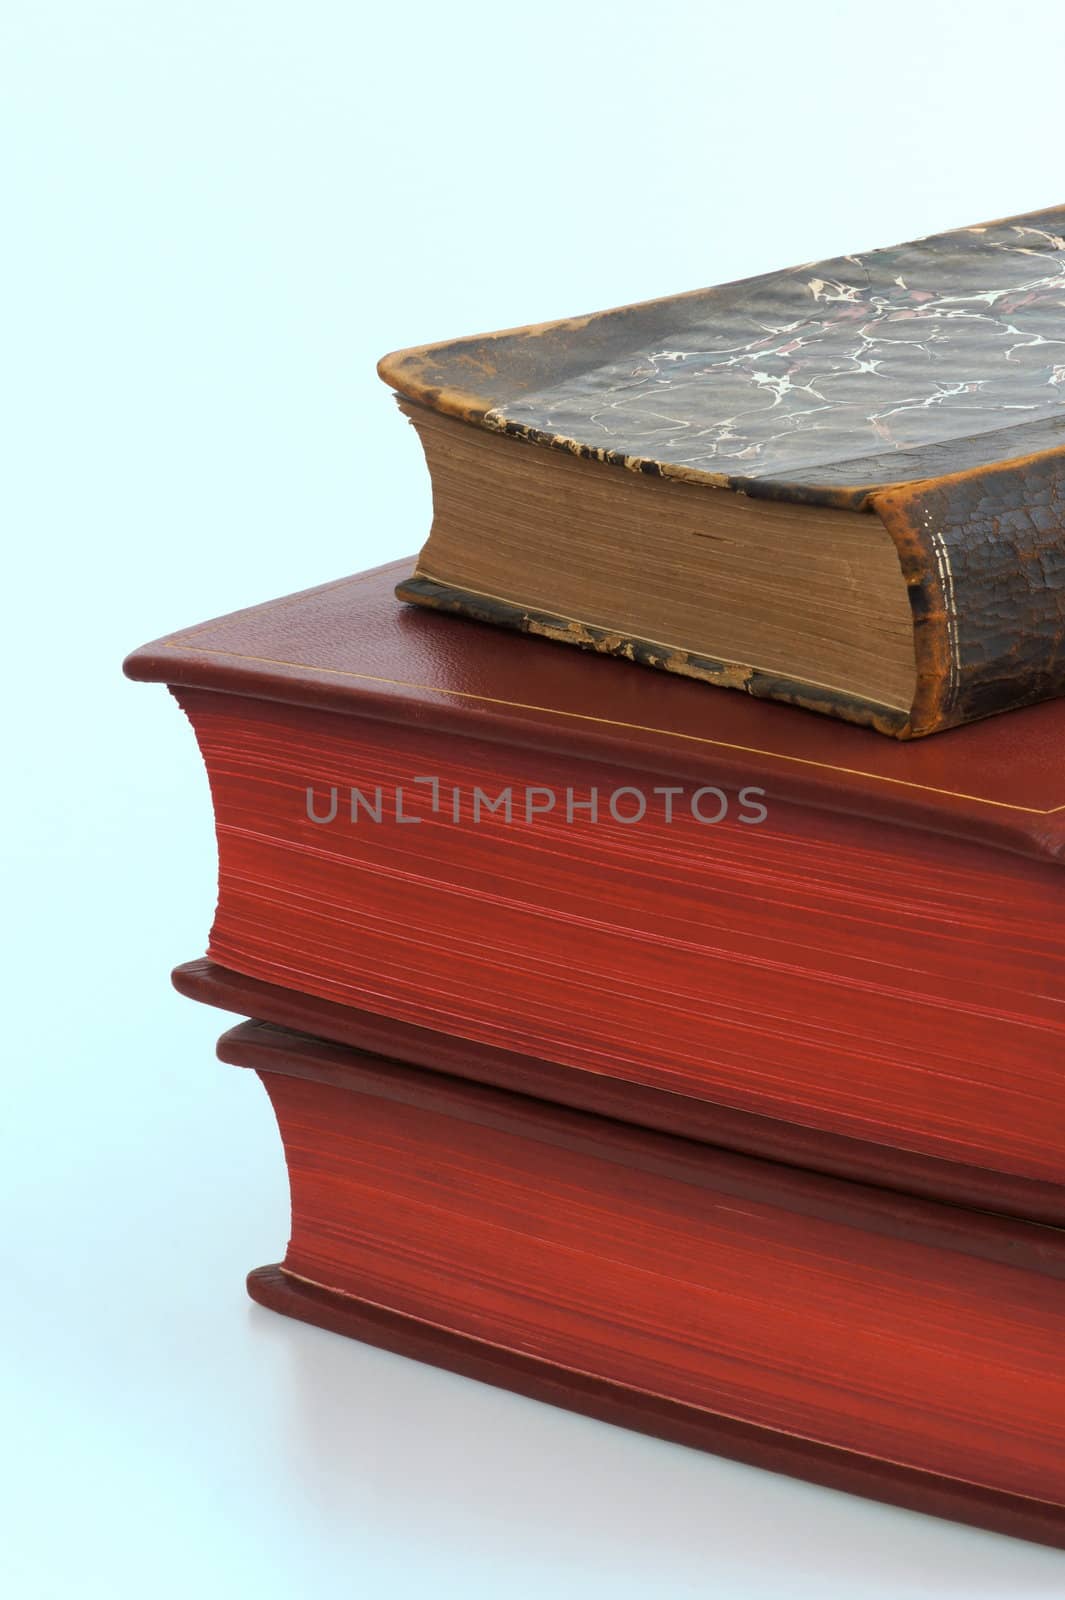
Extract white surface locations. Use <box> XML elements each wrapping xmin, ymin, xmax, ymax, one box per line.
<box><xmin>3</xmin><ymin>4</ymin><xmax>1065</xmax><ymax>1593</ymax></box>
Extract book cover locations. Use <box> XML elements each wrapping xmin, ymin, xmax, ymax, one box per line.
<box><xmin>126</xmin><ymin>563</ymin><xmax>1065</xmax><ymax>1212</ymax></box>
<box><xmin>123</xmin><ymin>558</ymin><xmax>1065</xmax><ymax>861</ymax></box>
<box><xmin>177</xmin><ymin>957</ymin><xmax>1065</xmax><ymax>1229</ymax></box>
<box><xmin>379</xmin><ymin>205</ymin><xmax>1065</xmax><ymax>737</ymax></box>
<box><xmin>222</xmin><ymin>1014</ymin><xmax>1065</xmax><ymax>1550</ymax></box>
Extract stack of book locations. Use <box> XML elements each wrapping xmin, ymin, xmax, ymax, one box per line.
<box><xmin>126</xmin><ymin>203</ymin><xmax>1065</xmax><ymax>1549</ymax></box>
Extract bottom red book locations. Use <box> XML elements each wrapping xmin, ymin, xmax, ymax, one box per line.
<box><xmin>216</xmin><ymin>1011</ymin><xmax>1065</xmax><ymax>1549</ymax></box>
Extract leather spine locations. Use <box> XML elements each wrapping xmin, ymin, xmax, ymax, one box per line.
<box><xmin>873</xmin><ymin>448</ymin><xmax>1065</xmax><ymax>736</ymax></box>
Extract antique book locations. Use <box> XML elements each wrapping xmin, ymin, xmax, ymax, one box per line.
<box><xmin>379</xmin><ymin>202</ymin><xmax>1065</xmax><ymax>738</ymax></box>
<box><xmin>125</xmin><ymin>560</ymin><xmax>1065</xmax><ymax>1221</ymax></box>
<box><xmin>220</xmin><ymin>1011</ymin><xmax>1065</xmax><ymax>1548</ymax></box>
<box><xmin>175</xmin><ymin>957</ymin><xmax>1065</xmax><ymax>1229</ymax></box>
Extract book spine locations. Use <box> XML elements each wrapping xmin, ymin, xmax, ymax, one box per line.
<box><xmin>873</xmin><ymin>448</ymin><xmax>1065</xmax><ymax>737</ymax></box>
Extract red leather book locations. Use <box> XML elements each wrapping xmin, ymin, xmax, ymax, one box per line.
<box><xmin>221</xmin><ymin>1011</ymin><xmax>1065</xmax><ymax>1549</ymax></box>
<box><xmin>126</xmin><ymin>560</ymin><xmax>1065</xmax><ymax>1217</ymax></box>
<box><xmin>175</xmin><ymin>957</ymin><xmax>1065</xmax><ymax>1229</ymax></box>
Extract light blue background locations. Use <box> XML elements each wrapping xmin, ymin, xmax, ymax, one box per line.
<box><xmin>3</xmin><ymin>4</ymin><xmax>1065</xmax><ymax>1594</ymax></box>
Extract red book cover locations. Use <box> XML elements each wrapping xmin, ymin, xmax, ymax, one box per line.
<box><xmin>221</xmin><ymin>1012</ymin><xmax>1065</xmax><ymax>1551</ymax></box>
<box><xmin>126</xmin><ymin>560</ymin><xmax>1065</xmax><ymax>1216</ymax></box>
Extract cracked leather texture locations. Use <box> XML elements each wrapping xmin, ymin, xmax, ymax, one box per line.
<box><xmin>876</xmin><ymin>452</ymin><xmax>1065</xmax><ymax>734</ymax></box>
<box><xmin>379</xmin><ymin>202</ymin><xmax>1065</xmax><ymax>739</ymax></box>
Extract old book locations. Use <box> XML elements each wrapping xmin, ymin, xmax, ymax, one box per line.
<box><xmin>125</xmin><ymin>560</ymin><xmax>1065</xmax><ymax>1221</ymax></box>
<box><xmin>220</xmin><ymin>1012</ymin><xmax>1065</xmax><ymax>1548</ymax></box>
<box><xmin>175</xmin><ymin>958</ymin><xmax>1065</xmax><ymax>1229</ymax></box>
<box><xmin>380</xmin><ymin>202</ymin><xmax>1065</xmax><ymax>738</ymax></box>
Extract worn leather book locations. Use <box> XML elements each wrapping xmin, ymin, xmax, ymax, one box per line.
<box><xmin>221</xmin><ymin>1012</ymin><xmax>1065</xmax><ymax>1548</ymax></box>
<box><xmin>125</xmin><ymin>560</ymin><xmax>1065</xmax><ymax>1221</ymax></box>
<box><xmin>380</xmin><ymin>203</ymin><xmax>1065</xmax><ymax>738</ymax></box>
